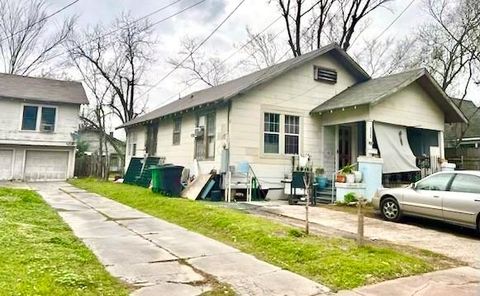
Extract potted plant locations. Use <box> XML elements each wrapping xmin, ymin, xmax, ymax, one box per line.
<box><xmin>340</xmin><ymin>164</ymin><xmax>355</xmax><ymax>183</ymax></box>
<box><xmin>314</xmin><ymin>167</ymin><xmax>327</xmax><ymax>189</ymax></box>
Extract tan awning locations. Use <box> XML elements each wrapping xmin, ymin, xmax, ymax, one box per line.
<box><xmin>374</xmin><ymin>122</ymin><xmax>420</xmax><ymax>174</ymax></box>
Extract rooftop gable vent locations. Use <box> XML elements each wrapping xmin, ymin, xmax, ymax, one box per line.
<box><xmin>314</xmin><ymin>66</ymin><xmax>337</xmax><ymax>83</ymax></box>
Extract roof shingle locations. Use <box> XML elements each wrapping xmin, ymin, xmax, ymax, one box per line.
<box><xmin>0</xmin><ymin>73</ymin><xmax>88</xmax><ymax>105</ymax></box>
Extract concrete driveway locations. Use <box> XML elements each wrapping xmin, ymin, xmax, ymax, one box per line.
<box><xmin>246</xmin><ymin>200</ymin><xmax>480</xmax><ymax>268</ymax></box>
<box><xmin>28</xmin><ymin>182</ymin><xmax>329</xmax><ymax>296</ymax></box>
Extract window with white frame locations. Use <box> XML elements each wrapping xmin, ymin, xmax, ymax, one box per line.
<box><xmin>263</xmin><ymin>112</ymin><xmax>300</xmax><ymax>155</ymax></box>
<box><xmin>21</xmin><ymin>105</ymin><xmax>56</xmax><ymax>132</ymax></box>
<box><xmin>194</xmin><ymin>112</ymin><xmax>216</xmax><ymax>160</ymax></box>
<box><xmin>284</xmin><ymin>115</ymin><xmax>299</xmax><ymax>154</ymax></box>
<box><xmin>263</xmin><ymin>113</ymin><xmax>280</xmax><ymax>154</ymax></box>
<box><xmin>172</xmin><ymin>117</ymin><xmax>182</xmax><ymax>145</ymax></box>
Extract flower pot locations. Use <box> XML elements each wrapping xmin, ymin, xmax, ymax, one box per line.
<box><xmin>345</xmin><ymin>173</ymin><xmax>355</xmax><ymax>183</ymax></box>
<box><xmin>315</xmin><ymin>176</ymin><xmax>327</xmax><ymax>189</ymax></box>
<box><xmin>335</xmin><ymin>174</ymin><xmax>346</xmax><ymax>183</ymax></box>
<box><xmin>353</xmin><ymin>171</ymin><xmax>362</xmax><ymax>183</ymax></box>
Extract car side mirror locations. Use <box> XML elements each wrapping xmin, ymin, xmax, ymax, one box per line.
<box><xmin>410</xmin><ymin>183</ymin><xmax>417</xmax><ymax>190</ymax></box>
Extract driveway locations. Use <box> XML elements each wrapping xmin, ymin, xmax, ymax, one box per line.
<box><xmin>246</xmin><ymin>200</ymin><xmax>480</xmax><ymax>268</ymax></box>
<box><xmin>30</xmin><ymin>182</ymin><xmax>329</xmax><ymax>296</ymax></box>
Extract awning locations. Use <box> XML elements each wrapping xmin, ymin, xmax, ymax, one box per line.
<box><xmin>374</xmin><ymin>122</ymin><xmax>420</xmax><ymax>174</ymax></box>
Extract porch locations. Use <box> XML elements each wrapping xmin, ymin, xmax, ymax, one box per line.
<box><xmin>322</xmin><ymin>120</ymin><xmax>445</xmax><ymax>187</ymax></box>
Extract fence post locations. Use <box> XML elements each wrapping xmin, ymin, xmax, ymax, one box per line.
<box><xmin>357</xmin><ymin>197</ymin><xmax>364</xmax><ymax>246</ymax></box>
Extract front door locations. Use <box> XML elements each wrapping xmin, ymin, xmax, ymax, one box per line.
<box><xmin>338</xmin><ymin>126</ymin><xmax>351</xmax><ymax>168</ymax></box>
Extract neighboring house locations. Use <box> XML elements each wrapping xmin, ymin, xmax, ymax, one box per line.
<box><xmin>119</xmin><ymin>43</ymin><xmax>466</xmax><ymax>198</ymax></box>
<box><xmin>444</xmin><ymin>98</ymin><xmax>480</xmax><ymax>170</ymax></box>
<box><xmin>76</xmin><ymin>128</ymin><xmax>126</xmax><ymax>173</ymax></box>
<box><xmin>0</xmin><ymin>74</ymin><xmax>88</xmax><ymax>181</ymax></box>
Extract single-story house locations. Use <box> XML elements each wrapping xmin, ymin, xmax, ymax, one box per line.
<box><xmin>119</xmin><ymin>43</ymin><xmax>466</xmax><ymax>199</ymax></box>
<box><xmin>445</xmin><ymin>98</ymin><xmax>480</xmax><ymax>170</ymax></box>
<box><xmin>76</xmin><ymin>128</ymin><xmax>126</xmax><ymax>174</ymax></box>
<box><xmin>0</xmin><ymin>73</ymin><xmax>88</xmax><ymax>181</ymax></box>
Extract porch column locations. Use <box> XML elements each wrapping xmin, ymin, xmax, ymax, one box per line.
<box><xmin>438</xmin><ymin>131</ymin><xmax>445</xmax><ymax>159</ymax></box>
<box><xmin>365</xmin><ymin>120</ymin><xmax>374</xmax><ymax>156</ymax></box>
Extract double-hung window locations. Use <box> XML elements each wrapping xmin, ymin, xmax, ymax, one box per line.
<box><xmin>194</xmin><ymin>112</ymin><xmax>216</xmax><ymax>160</ymax></box>
<box><xmin>21</xmin><ymin>106</ymin><xmax>38</xmax><ymax>130</ymax></box>
<box><xmin>263</xmin><ymin>113</ymin><xmax>280</xmax><ymax>154</ymax></box>
<box><xmin>263</xmin><ymin>112</ymin><xmax>300</xmax><ymax>155</ymax></box>
<box><xmin>284</xmin><ymin>115</ymin><xmax>299</xmax><ymax>154</ymax></box>
<box><xmin>21</xmin><ymin>105</ymin><xmax>56</xmax><ymax>132</ymax></box>
<box><xmin>172</xmin><ymin>117</ymin><xmax>182</xmax><ymax>145</ymax></box>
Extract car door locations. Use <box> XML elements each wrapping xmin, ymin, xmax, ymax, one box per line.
<box><xmin>402</xmin><ymin>173</ymin><xmax>455</xmax><ymax>219</ymax></box>
<box><xmin>442</xmin><ymin>173</ymin><xmax>480</xmax><ymax>227</ymax></box>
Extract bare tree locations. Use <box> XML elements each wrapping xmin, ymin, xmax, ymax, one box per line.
<box><xmin>0</xmin><ymin>0</ymin><xmax>75</xmax><ymax>75</ymax></box>
<box><xmin>167</xmin><ymin>36</ymin><xmax>228</xmax><ymax>87</ymax></box>
<box><xmin>239</xmin><ymin>27</ymin><xmax>280</xmax><ymax>70</ymax></box>
<box><xmin>274</xmin><ymin>0</ymin><xmax>390</xmax><ymax>56</ymax></box>
<box><xmin>67</xmin><ymin>14</ymin><xmax>154</xmax><ymax>124</ymax></box>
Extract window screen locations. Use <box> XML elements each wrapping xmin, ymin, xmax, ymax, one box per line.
<box><xmin>284</xmin><ymin>115</ymin><xmax>299</xmax><ymax>154</ymax></box>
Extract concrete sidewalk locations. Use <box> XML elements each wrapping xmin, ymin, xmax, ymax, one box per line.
<box><xmin>31</xmin><ymin>182</ymin><xmax>329</xmax><ymax>296</ymax></box>
<box><xmin>337</xmin><ymin>266</ymin><xmax>480</xmax><ymax>296</ymax></box>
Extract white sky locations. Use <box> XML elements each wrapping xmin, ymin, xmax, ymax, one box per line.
<box><xmin>44</xmin><ymin>0</ymin><xmax>478</xmax><ymax>136</ymax></box>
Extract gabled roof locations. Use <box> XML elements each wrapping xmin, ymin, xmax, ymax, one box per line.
<box><xmin>0</xmin><ymin>73</ymin><xmax>88</xmax><ymax>105</ymax></box>
<box><xmin>311</xmin><ymin>68</ymin><xmax>467</xmax><ymax>123</ymax></box>
<box><xmin>119</xmin><ymin>43</ymin><xmax>370</xmax><ymax>128</ymax></box>
<box><xmin>447</xmin><ymin>98</ymin><xmax>480</xmax><ymax>138</ymax></box>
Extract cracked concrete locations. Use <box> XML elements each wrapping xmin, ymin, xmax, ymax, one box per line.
<box><xmin>337</xmin><ymin>266</ymin><xmax>480</xmax><ymax>296</ymax></box>
<box><xmin>247</xmin><ymin>200</ymin><xmax>480</xmax><ymax>268</ymax></box>
<box><xmin>31</xmin><ymin>182</ymin><xmax>329</xmax><ymax>296</ymax></box>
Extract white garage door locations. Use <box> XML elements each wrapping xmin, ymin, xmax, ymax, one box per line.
<box><xmin>0</xmin><ymin>149</ymin><xmax>13</xmax><ymax>180</ymax></box>
<box><xmin>24</xmin><ymin>151</ymin><xmax>69</xmax><ymax>181</ymax></box>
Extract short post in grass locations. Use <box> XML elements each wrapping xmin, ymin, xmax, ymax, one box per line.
<box><xmin>303</xmin><ymin>171</ymin><xmax>313</xmax><ymax>235</ymax></box>
<box><xmin>357</xmin><ymin>196</ymin><xmax>365</xmax><ymax>246</ymax></box>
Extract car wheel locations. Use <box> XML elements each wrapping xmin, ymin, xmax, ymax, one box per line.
<box><xmin>380</xmin><ymin>197</ymin><xmax>401</xmax><ymax>222</ymax></box>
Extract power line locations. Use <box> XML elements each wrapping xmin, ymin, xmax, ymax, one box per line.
<box><xmin>144</xmin><ymin>1</ymin><xmax>341</xmax><ymax>110</ymax></box>
<box><xmin>137</xmin><ymin>0</ymin><xmax>247</xmax><ymax>100</ymax></box>
<box><xmin>149</xmin><ymin>15</ymin><xmax>284</xmax><ymax>109</ymax></box>
<box><xmin>35</xmin><ymin>0</ymin><xmax>202</xmax><ymax>66</ymax></box>
<box><xmin>350</xmin><ymin>0</ymin><xmax>416</xmax><ymax>49</ymax></box>
<box><xmin>0</xmin><ymin>0</ymin><xmax>80</xmax><ymax>43</ymax></box>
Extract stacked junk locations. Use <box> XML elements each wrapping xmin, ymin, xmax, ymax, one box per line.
<box><xmin>123</xmin><ymin>156</ymin><xmax>267</xmax><ymax>201</ymax></box>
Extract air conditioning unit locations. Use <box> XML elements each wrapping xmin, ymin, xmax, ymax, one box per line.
<box><xmin>40</xmin><ymin>123</ymin><xmax>54</xmax><ymax>132</ymax></box>
<box><xmin>192</xmin><ymin>126</ymin><xmax>204</xmax><ymax>138</ymax></box>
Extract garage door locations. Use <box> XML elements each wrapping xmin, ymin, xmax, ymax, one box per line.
<box><xmin>24</xmin><ymin>151</ymin><xmax>69</xmax><ymax>181</ymax></box>
<box><xmin>0</xmin><ymin>150</ymin><xmax>13</xmax><ymax>180</ymax></box>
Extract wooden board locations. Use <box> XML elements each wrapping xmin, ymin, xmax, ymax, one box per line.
<box><xmin>181</xmin><ymin>174</ymin><xmax>212</xmax><ymax>200</ymax></box>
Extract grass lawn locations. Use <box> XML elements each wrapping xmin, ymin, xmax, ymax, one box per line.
<box><xmin>70</xmin><ymin>179</ymin><xmax>459</xmax><ymax>291</ymax></box>
<box><xmin>0</xmin><ymin>187</ymin><xmax>130</xmax><ymax>296</ymax></box>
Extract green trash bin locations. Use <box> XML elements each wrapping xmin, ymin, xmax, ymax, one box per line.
<box><xmin>150</xmin><ymin>165</ymin><xmax>165</xmax><ymax>193</ymax></box>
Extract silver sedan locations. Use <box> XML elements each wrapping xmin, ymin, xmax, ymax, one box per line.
<box><xmin>372</xmin><ymin>171</ymin><xmax>480</xmax><ymax>232</ymax></box>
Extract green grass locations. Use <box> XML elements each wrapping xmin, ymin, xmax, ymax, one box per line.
<box><xmin>0</xmin><ymin>187</ymin><xmax>130</xmax><ymax>296</ymax></box>
<box><xmin>70</xmin><ymin>179</ymin><xmax>458</xmax><ymax>291</ymax></box>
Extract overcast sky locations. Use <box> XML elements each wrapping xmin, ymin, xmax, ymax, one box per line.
<box><xmin>44</xmin><ymin>0</ymin><xmax>477</xmax><ymax>133</ymax></box>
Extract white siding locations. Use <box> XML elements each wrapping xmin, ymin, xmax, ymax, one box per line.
<box><xmin>125</xmin><ymin>105</ymin><xmax>229</xmax><ymax>174</ymax></box>
<box><xmin>370</xmin><ymin>82</ymin><xmax>445</xmax><ymax>131</ymax></box>
<box><xmin>0</xmin><ymin>98</ymin><xmax>80</xmax><ymax>146</ymax></box>
<box><xmin>229</xmin><ymin>52</ymin><xmax>361</xmax><ymax>189</ymax></box>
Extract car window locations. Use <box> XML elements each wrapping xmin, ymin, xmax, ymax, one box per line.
<box><xmin>450</xmin><ymin>174</ymin><xmax>480</xmax><ymax>194</ymax></box>
<box><xmin>416</xmin><ymin>173</ymin><xmax>453</xmax><ymax>191</ymax></box>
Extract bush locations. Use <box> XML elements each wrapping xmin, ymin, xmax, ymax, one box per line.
<box><xmin>344</xmin><ymin>192</ymin><xmax>358</xmax><ymax>204</ymax></box>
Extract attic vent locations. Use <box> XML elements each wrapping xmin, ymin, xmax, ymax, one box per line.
<box><xmin>314</xmin><ymin>66</ymin><xmax>337</xmax><ymax>83</ymax></box>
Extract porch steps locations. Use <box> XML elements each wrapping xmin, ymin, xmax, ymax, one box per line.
<box><xmin>315</xmin><ymin>185</ymin><xmax>336</xmax><ymax>204</ymax></box>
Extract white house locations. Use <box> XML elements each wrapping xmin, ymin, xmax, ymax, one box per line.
<box><xmin>119</xmin><ymin>44</ymin><xmax>466</xmax><ymax>198</ymax></box>
<box><xmin>0</xmin><ymin>74</ymin><xmax>88</xmax><ymax>181</ymax></box>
